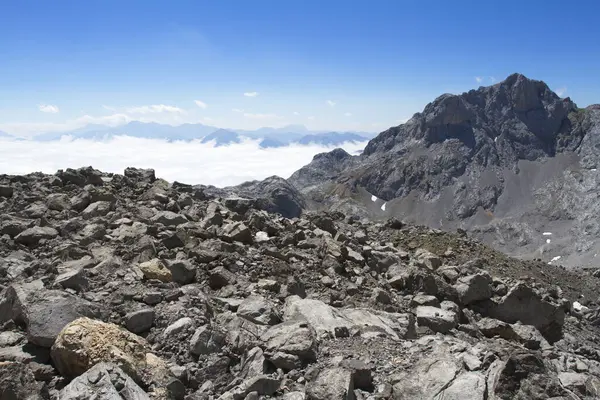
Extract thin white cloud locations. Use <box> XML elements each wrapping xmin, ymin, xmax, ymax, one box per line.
<box><xmin>232</xmin><ymin>108</ymin><xmax>245</xmax><ymax>113</ymax></box>
<box><xmin>490</xmin><ymin>76</ymin><xmax>496</xmax><ymax>83</ymax></box>
<box><xmin>39</xmin><ymin>104</ymin><xmax>60</xmax><ymax>114</ymax></box>
<box><xmin>293</xmin><ymin>111</ymin><xmax>300</xmax><ymax>115</ymax></box>
<box><xmin>326</xmin><ymin>100</ymin><xmax>336</xmax><ymax>107</ymax></box>
<box><xmin>125</xmin><ymin>105</ymin><xmax>185</xmax><ymax>114</ymax></box>
<box><xmin>396</xmin><ymin>117</ymin><xmax>409</xmax><ymax>124</ymax></box>
<box><xmin>243</xmin><ymin>112</ymin><xmax>282</xmax><ymax>120</ymax></box>
<box><xmin>0</xmin><ymin>136</ymin><xmax>368</xmax><ymax>187</ymax></box>
<box><xmin>194</xmin><ymin>100</ymin><xmax>208</xmax><ymax>109</ymax></box>
<box><xmin>475</xmin><ymin>77</ymin><xmax>483</xmax><ymax>84</ymax></box>
<box><xmin>202</xmin><ymin>117</ymin><xmax>213</xmax><ymax>122</ymax></box>
<box><xmin>307</xmin><ymin>116</ymin><xmax>315</xmax><ymax>120</ymax></box>
<box><xmin>555</xmin><ymin>87</ymin><xmax>567</xmax><ymax>97</ymax></box>
<box><xmin>102</xmin><ymin>105</ymin><xmax>116</xmax><ymax>111</ymax></box>
<box><xmin>244</xmin><ymin>92</ymin><xmax>259</xmax><ymax>97</ymax></box>
<box><xmin>344</xmin><ymin>112</ymin><xmax>352</xmax><ymax>117</ymax></box>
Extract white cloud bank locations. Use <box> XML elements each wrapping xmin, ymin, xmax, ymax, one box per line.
<box><xmin>39</xmin><ymin>104</ymin><xmax>60</xmax><ymax>113</ymax></box>
<box><xmin>125</xmin><ymin>105</ymin><xmax>185</xmax><ymax>114</ymax></box>
<box><xmin>194</xmin><ymin>100</ymin><xmax>208</xmax><ymax>109</ymax></box>
<box><xmin>0</xmin><ymin>136</ymin><xmax>367</xmax><ymax>187</ymax></box>
<box><xmin>243</xmin><ymin>113</ymin><xmax>282</xmax><ymax>120</ymax></box>
<box><xmin>244</xmin><ymin>92</ymin><xmax>259</xmax><ymax>97</ymax></box>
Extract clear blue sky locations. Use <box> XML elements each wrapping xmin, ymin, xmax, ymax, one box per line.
<box><xmin>1</xmin><ymin>0</ymin><xmax>598</xmax><ymax>136</ymax></box>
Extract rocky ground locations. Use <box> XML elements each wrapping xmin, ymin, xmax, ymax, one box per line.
<box><xmin>3</xmin><ymin>166</ymin><xmax>600</xmax><ymax>399</ymax></box>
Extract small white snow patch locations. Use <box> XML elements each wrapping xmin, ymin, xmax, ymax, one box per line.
<box><xmin>255</xmin><ymin>231</ymin><xmax>269</xmax><ymax>242</ymax></box>
<box><xmin>546</xmin><ymin>239</ymin><xmax>551</xmax><ymax>244</ymax></box>
<box><xmin>592</xmin><ymin>169</ymin><xmax>597</xmax><ymax>172</ymax></box>
<box><xmin>573</xmin><ymin>301</ymin><xmax>589</xmax><ymax>312</ymax></box>
<box><xmin>371</xmin><ymin>194</ymin><xmax>377</xmax><ymax>202</ymax></box>
<box><xmin>494</xmin><ymin>137</ymin><xmax>498</xmax><ymax>143</ymax></box>
<box><xmin>542</xmin><ymin>232</ymin><xmax>552</xmax><ymax>236</ymax></box>
<box><xmin>381</xmin><ymin>203</ymin><xmax>386</xmax><ymax>211</ymax></box>
<box><xmin>548</xmin><ymin>255</ymin><xmax>561</xmax><ymax>264</ymax></box>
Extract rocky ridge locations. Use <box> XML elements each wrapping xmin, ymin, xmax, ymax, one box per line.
<box><xmin>287</xmin><ymin>73</ymin><xmax>600</xmax><ymax>268</ymax></box>
<box><xmin>2</xmin><ymin>166</ymin><xmax>600</xmax><ymax>398</ymax></box>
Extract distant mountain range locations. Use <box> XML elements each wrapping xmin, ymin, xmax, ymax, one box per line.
<box><xmin>11</xmin><ymin>122</ymin><xmax>375</xmax><ymax>148</ymax></box>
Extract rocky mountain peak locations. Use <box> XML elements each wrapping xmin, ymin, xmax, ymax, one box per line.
<box><xmin>287</xmin><ymin>74</ymin><xmax>600</xmax><ymax>269</ymax></box>
<box><xmin>364</xmin><ymin>73</ymin><xmax>577</xmax><ymax>158</ymax></box>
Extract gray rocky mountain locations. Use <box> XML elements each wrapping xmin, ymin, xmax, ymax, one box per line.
<box><xmin>2</xmin><ymin>166</ymin><xmax>600</xmax><ymax>399</ymax></box>
<box><xmin>201</xmin><ymin>129</ymin><xmax>242</xmax><ymax>147</ymax></box>
<box><xmin>287</xmin><ymin>73</ymin><xmax>600</xmax><ymax>268</ymax></box>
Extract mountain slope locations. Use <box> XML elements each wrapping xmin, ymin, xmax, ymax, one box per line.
<box><xmin>288</xmin><ymin>74</ymin><xmax>600</xmax><ymax>268</ymax></box>
<box><xmin>200</xmin><ymin>129</ymin><xmax>241</xmax><ymax>146</ymax></box>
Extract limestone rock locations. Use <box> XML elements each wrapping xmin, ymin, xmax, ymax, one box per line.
<box><xmin>15</xmin><ymin>226</ymin><xmax>58</xmax><ymax>246</ymax></box>
<box><xmin>59</xmin><ymin>362</ymin><xmax>150</xmax><ymax>400</ymax></box>
<box><xmin>139</xmin><ymin>258</ymin><xmax>172</xmax><ymax>282</ymax></box>
<box><xmin>416</xmin><ymin>306</ymin><xmax>458</xmax><ymax>333</ymax></box>
<box><xmin>51</xmin><ymin>317</ymin><xmax>182</xmax><ymax>398</ymax></box>
<box><xmin>306</xmin><ymin>367</ymin><xmax>354</xmax><ymax>400</ymax></box>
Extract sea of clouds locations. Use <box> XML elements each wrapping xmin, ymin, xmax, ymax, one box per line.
<box><xmin>0</xmin><ymin>136</ymin><xmax>368</xmax><ymax>187</ymax></box>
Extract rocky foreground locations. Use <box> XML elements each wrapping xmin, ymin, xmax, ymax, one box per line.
<box><xmin>2</xmin><ymin>167</ymin><xmax>600</xmax><ymax>399</ymax></box>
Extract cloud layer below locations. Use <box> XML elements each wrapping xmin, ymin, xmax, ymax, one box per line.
<box><xmin>0</xmin><ymin>136</ymin><xmax>367</xmax><ymax>187</ymax></box>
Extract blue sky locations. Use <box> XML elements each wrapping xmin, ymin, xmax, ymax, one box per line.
<box><xmin>1</xmin><ymin>0</ymin><xmax>599</xmax><ymax>136</ymax></box>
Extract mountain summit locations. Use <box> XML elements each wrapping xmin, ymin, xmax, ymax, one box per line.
<box><xmin>287</xmin><ymin>73</ymin><xmax>600</xmax><ymax>268</ymax></box>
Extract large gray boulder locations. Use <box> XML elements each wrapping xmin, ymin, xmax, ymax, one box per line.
<box><xmin>237</xmin><ymin>295</ymin><xmax>280</xmax><ymax>326</ymax></box>
<box><xmin>0</xmin><ymin>283</ymin><xmax>101</xmax><ymax>347</ymax></box>
<box><xmin>59</xmin><ymin>362</ymin><xmax>150</xmax><ymax>400</ymax></box>
<box><xmin>480</xmin><ymin>283</ymin><xmax>565</xmax><ymax>342</ymax></box>
<box><xmin>124</xmin><ymin>167</ymin><xmax>156</xmax><ymax>184</ymax></box>
<box><xmin>165</xmin><ymin>259</ymin><xmax>196</xmax><ymax>285</ymax></box>
<box><xmin>150</xmin><ymin>211</ymin><xmax>188</xmax><ymax>226</ymax></box>
<box><xmin>260</xmin><ymin>321</ymin><xmax>317</xmax><ymax>370</ymax></box>
<box><xmin>453</xmin><ymin>272</ymin><xmax>492</xmax><ymax>305</ymax></box>
<box><xmin>416</xmin><ymin>306</ymin><xmax>458</xmax><ymax>333</ymax></box>
<box><xmin>125</xmin><ymin>309</ymin><xmax>155</xmax><ymax>334</ymax></box>
<box><xmin>14</xmin><ymin>226</ymin><xmax>58</xmax><ymax>246</ymax></box>
<box><xmin>283</xmin><ymin>296</ymin><xmax>415</xmax><ymax>339</ymax></box>
<box><xmin>306</xmin><ymin>367</ymin><xmax>354</xmax><ymax>400</ymax></box>
<box><xmin>189</xmin><ymin>325</ymin><xmax>226</xmax><ymax>356</ymax></box>
<box><xmin>225</xmin><ymin>176</ymin><xmax>306</xmax><ymax>218</ymax></box>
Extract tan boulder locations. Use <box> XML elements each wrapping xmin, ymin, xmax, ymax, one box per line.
<box><xmin>139</xmin><ymin>258</ymin><xmax>172</xmax><ymax>282</ymax></box>
<box><xmin>51</xmin><ymin>317</ymin><xmax>183</xmax><ymax>399</ymax></box>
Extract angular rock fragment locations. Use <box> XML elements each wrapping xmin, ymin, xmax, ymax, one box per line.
<box><xmin>59</xmin><ymin>362</ymin><xmax>150</xmax><ymax>400</ymax></box>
